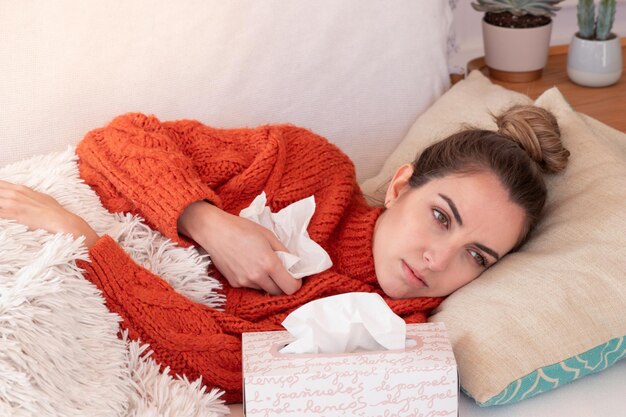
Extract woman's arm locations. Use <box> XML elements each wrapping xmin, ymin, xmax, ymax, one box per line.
<box><xmin>0</xmin><ymin>180</ymin><xmax>99</xmax><ymax>249</ymax></box>
<box><xmin>178</xmin><ymin>200</ymin><xmax>300</xmax><ymax>295</ymax></box>
<box><xmin>76</xmin><ymin>113</ymin><xmax>219</xmax><ymax>242</ymax></box>
<box><xmin>76</xmin><ymin>113</ymin><xmax>298</xmax><ymax>293</ymax></box>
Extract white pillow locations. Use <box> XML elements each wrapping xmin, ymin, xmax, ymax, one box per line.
<box><xmin>0</xmin><ymin>0</ymin><xmax>452</xmax><ymax>181</ymax></box>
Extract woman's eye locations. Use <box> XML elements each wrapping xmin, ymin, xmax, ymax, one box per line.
<box><xmin>469</xmin><ymin>249</ymin><xmax>488</xmax><ymax>268</ymax></box>
<box><xmin>432</xmin><ymin>208</ymin><xmax>449</xmax><ymax>228</ymax></box>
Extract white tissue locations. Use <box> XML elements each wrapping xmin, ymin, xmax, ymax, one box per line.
<box><xmin>279</xmin><ymin>292</ymin><xmax>407</xmax><ymax>354</ymax></box>
<box><xmin>239</xmin><ymin>192</ymin><xmax>332</xmax><ymax>279</ymax></box>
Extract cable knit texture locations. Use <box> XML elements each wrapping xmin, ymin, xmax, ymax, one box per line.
<box><xmin>75</xmin><ymin>113</ymin><xmax>443</xmax><ymax>403</ymax></box>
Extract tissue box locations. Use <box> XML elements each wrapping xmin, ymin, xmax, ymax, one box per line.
<box><xmin>242</xmin><ymin>322</ymin><xmax>458</xmax><ymax>417</ymax></box>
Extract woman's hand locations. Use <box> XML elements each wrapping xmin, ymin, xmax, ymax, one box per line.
<box><xmin>0</xmin><ymin>180</ymin><xmax>100</xmax><ymax>249</ymax></box>
<box><xmin>178</xmin><ymin>200</ymin><xmax>301</xmax><ymax>295</ymax></box>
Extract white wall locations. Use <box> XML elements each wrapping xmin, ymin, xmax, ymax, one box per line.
<box><xmin>449</xmin><ymin>0</ymin><xmax>626</xmax><ymax>71</ymax></box>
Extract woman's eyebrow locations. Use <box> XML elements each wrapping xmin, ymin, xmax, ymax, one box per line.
<box><xmin>474</xmin><ymin>242</ymin><xmax>501</xmax><ymax>261</ymax></box>
<box><xmin>438</xmin><ymin>193</ymin><xmax>463</xmax><ymax>226</ymax></box>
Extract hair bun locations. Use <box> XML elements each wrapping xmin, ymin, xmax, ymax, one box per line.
<box><xmin>495</xmin><ymin>105</ymin><xmax>570</xmax><ymax>173</ymax></box>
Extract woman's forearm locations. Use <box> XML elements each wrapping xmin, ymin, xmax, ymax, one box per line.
<box><xmin>177</xmin><ymin>199</ymin><xmax>301</xmax><ymax>295</ymax></box>
<box><xmin>76</xmin><ymin>113</ymin><xmax>220</xmax><ymax>243</ymax></box>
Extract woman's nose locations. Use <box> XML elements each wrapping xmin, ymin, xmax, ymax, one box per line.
<box><xmin>423</xmin><ymin>246</ymin><xmax>454</xmax><ymax>272</ymax></box>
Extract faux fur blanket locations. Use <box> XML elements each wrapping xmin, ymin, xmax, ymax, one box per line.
<box><xmin>0</xmin><ymin>149</ymin><xmax>229</xmax><ymax>416</ymax></box>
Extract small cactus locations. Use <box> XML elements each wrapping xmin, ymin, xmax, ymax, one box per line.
<box><xmin>471</xmin><ymin>0</ymin><xmax>564</xmax><ymax>17</ymax></box>
<box><xmin>576</xmin><ymin>0</ymin><xmax>617</xmax><ymax>40</ymax></box>
<box><xmin>596</xmin><ymin>0</ymin><xmax>616</xmax><ymax>40</ymax></box>
<box><xmin>577</xmin><ymin>0</ymin><xmax>595</xmax><ymax>39</ymax></box>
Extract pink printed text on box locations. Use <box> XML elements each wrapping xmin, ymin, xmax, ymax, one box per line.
<box><xmin>242</xmin><ymin>322</ymin><xmax>458</xmax><ymax>417</ymax></box>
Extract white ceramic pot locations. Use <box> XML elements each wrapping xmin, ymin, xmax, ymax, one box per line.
<box><xmin>567</xmin><ymin>34</ymin><xmax>623</xmax><ymax>87</ymax></box>
<box><xmin>482</xmin><ymin>19</ymin><xmax>552</xmax><ymax>80</ymax></box>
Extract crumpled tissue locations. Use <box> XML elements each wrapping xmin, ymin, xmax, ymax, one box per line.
<box><xmin>239</xmin><ymin>192</ymin><xmax>332</xmax><ymax>279</ymax></box>
<box><xmin>279</xmin><ymin>292</ymin><xmax>407</xmax><ymax>354</ymax></box>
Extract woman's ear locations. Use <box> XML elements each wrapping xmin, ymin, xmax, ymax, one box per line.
<box><xmin>384</xmin><ymin>163</ymin><xmax>414</xmax><ymax>208</ymax></box>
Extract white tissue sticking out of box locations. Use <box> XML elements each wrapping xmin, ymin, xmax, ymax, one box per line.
<box><xmin>239</xmin><ymin>192</ymin><xmax>333</xmax><ymax>279</ymax></box>
<box><xmin>279</xmin><ymin>292</ymin><xmax>407</xmax><ymax>354</ymax></box>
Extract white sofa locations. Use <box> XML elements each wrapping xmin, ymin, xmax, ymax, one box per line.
<box><xmin>2</xmin><ymin>2</ymin><xmax>624</xmax><ymax>416</ymax></box>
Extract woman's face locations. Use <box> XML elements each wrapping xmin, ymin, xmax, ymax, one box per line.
<box><xmin>372</xmin><ymin>164</ymin><xmax>526</xmax><ymax>299</ymax></box>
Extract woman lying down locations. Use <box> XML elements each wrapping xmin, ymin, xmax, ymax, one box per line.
<box><xmin>0</xmin><ymin>104</ymin><xmax>568</xmax><ymax>403</ymax></box>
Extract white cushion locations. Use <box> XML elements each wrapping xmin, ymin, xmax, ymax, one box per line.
<box><xmin>0</xmin><ymin>0</ymin><xmax>452</xmax><ymax>181</ymax></box>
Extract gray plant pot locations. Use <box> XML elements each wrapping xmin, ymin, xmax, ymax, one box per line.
<box><xmin>567</xmin><ymin>34</ymin><xmax>623</xmax><ymax>87</ymax></box>
<box><xmin>482</xmin><ymin>19</ymin><xmax>552</xmax><ymax>81</ymax></box>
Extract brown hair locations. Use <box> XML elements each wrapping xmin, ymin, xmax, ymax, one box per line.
<box><xmin>409</xmin><ymin>105</ymin><xmax>570</xmax><ymax>247</ymax></box>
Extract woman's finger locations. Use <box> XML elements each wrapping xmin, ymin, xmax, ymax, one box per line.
<box><xmin>256</xmin><ymin>275</ymin><xmax>283</xmax><ymax>295</ymax></box>
<box><xmin>268</xmin><ymin>260</ymin><xmax>301</xmax><ymax>295</ymax></box>
<box><xmin>263</xmin><ymin>231</ymin><xmax>301</xmax><ymax>295</ymax></box>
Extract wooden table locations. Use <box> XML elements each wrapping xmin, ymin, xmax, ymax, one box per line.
<box><xmin>463</xmin><ymin>39</ymin><xmax>626</xmax><ymax>132</ymax></box>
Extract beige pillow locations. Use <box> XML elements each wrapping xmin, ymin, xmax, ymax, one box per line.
<box><xmin>362</xmin><ymin>71</ymin><xmax>626</xmax><ymax>406</ymax></box>
<box><xmin>360</xmin><ymin>70</ymin><xmax>533</xmax><ymax>202</ymax></box>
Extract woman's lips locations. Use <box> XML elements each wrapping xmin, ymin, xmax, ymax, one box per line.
<box><xmin>402</xmin><ymin>260</ymin><xmax>428</xmax><ymax>288</ymax></box>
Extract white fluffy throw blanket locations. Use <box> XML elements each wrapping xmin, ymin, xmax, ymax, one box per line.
<box><xmin>0</xmin><ymin>149</ymin><xmax>229</xmax><ymax>417</ymax></box>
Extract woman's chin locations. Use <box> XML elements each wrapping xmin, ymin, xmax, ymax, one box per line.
<box><xmin>378</xmin><ymin>276</ymin><xmax>419</xmax><ymax>299</ymax></box>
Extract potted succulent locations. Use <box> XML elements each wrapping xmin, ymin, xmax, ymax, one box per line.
<box><xmin>567</xmin><ymin>0</ymin><xmax>622</xmax><ymax>87</ymax></box>
<box><xmin>471</xmin><ymin>0</ymin><xmax>565</xmax><ymax>82</ymax></box>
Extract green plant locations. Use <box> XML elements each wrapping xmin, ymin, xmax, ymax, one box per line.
<box><xmin>471</xmin><ymin>0</ymin><xmax>564</xmax><ymax>17</ymax></box>
<box><xmin>577</xmin><ymin>0</ymin><xmax>617</xmax><ymax>40</ymax></box>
